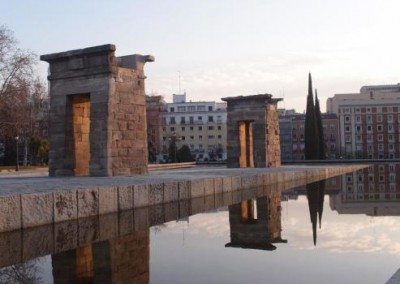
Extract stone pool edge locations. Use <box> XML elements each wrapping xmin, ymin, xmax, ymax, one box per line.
<box><xmin>0</xmin><ymin>164</ymin><xmax>367</xmax><ymax>232</ymax></box>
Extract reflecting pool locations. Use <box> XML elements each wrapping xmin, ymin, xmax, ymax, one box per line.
<box><xmin>1</xmin><ymin>163</ymin><xmax>400</xmax><ymax>283</ymax></box>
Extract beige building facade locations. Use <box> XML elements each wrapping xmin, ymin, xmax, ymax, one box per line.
<box><xmin>327</xmin><ymin>84</ymin><xmax>400</xmax><ymax>159</ymax></box>
<box><xmin>160</xmin><ymin>93</ymin><xmax>227</xmax><ymax>162</ymax></box>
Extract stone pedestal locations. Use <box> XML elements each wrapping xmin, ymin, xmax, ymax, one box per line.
<box><xmin>222</xmin><ymin>94</ymin><xmax>282</xmax><ymax>168</ymax></box>
<box><xmin>41</xmin><ymin>44</ymin><xmax>154</xmax><ymax>176</ymax></box>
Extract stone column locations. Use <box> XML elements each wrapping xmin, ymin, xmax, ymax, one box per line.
<box><xmin>41</xmin><ymin>45</ymin><xmax>154</xmax><ymax>176</ymax></box>
<box><xmin>222</xmin><ymin>94</ymin><xmax>282</xmax><ymax>168</ymax></box>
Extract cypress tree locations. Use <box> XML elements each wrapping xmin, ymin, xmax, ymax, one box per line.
<box><xmin>304</xmin><ymin>73</ymin><xmax>319</xmax><ymax>160</ymax></box>
<box><xmin>314</xmin><ymin>90</ymin><xmax>325</xmax><ymax>159</ymax></box>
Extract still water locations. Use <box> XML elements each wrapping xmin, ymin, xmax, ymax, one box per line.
<box><xmin>1</xmin><ymin>163</ymin><xmax>400</xmax><ymax>283</ymax></box>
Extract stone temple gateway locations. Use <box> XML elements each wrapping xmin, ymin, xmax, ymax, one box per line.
<box><xmin>41</xmin><ymin>44</ymin><xmax>154</xmax><ymax>177</ymax></box>
<box><xmin>222</xmin><ymin>94</ymin><xmax>282</xmax><ymax>168</ymax></box>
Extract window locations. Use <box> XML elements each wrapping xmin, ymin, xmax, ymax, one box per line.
<box><xmin>389</xmin><ymin>134</ymin><xmax>394</xmax><ymax>142</ymax></box>
<box><xmin>377</xmin><ymin>125</ymin><xmax>383</xmax><ymax>132</ymax></box>
<box><xmin>188</xmin><ymin>106</ymin><xmax>196</xmax><ymax>111</ymax></box>
<box><xmin>356</xmin><ymin>116</ymin><xmax>361</xmax><ymax>123</ymax></box>
<box><xmin>177</xmin><ymin>106</ymin><xmax>186</xmax><ymax>112</ymax></box>
<box><xmin>345</xmin><ymin>116</ymin><xmax>351</xmax><ymax>122</ymax></box>
<box><xmin>180</xmin><ymin>117</ymin><xmax>186</xmax><ymax>124</ymax></box>
<box><xmin>181</xmin><ymin>136</ymin><xmax>186</xmax><ymax>140</ymax></box>
<box><xmin>208</xmin><ymin>116</ymin><xmax>214</xmax><ymax>122</ymax></box>
<box><xmin>218</xmin><ymin>126</ymin><xmax>222</xmax><ymax>130</ymax></box>
<box><xmin>190</xmin><ymin>126</ymin><xmax>194</xmax><ymax>131</ymax></box>
<box><xmin>198</xmin><ymin>116</ymin><xmax>203</xmax><ymax>121</ymax></box>
<box><xmin>189</xmin><ymin>117</ymin><xmax>194</xmax><ymax>124</ymax></box>
<box><xmin>218</xmin><ymin>135</ymin><xmax>222</xmax><ymax>139</ymax></box>
<box><xmin>208</xmin><ymin>135</ymin><xmax>215</xmax><ymax>139</ymax></box>
<box><xmin>190</xmin><ymin>136</ymin><xmax>194</xmax><ymax>140</ymax></box>
<box><xmin>345</xmin><ymin>126</ymin><xmax>351</xmax><ymax>132</ymax></box>
<box><xmin>367</xmin><ymin>115</ymin><xmax>372</xmax><ymax>123</ymax></box>
<box><xmin>377</xmin><ymin>115</ymin><xmax>383</xmax><ymax>122</ymax></box>
<box><xmin>378</xmin><ymin>134</ymin><xmax>383</xmax><ymax>141</ymax></box>
<box><xmin>208</xmin><ymin>126</ymin><xmax>214</xmax><ymax>130</ymax></box>
<box><xmin>367</xmin><ymin>125</ymin><xmax>372</xmax><ymax>132</ymax></box>
<box><xmin>378</xmin><ymin>144</ymin><xmax>384</xmax><ymax>151</ymax></box>
<box><xmin>198</xmin><ymin>126</ymin><xmax>202</xmax><ymax>131</ymax></box>
<box><xmin>197</xmin><ymin>105</ymin><xmax>206</xmax><ymax>111</ymax></box>
<box><xmin>388</xmin><ymin>114</ymin><xmax>393</xmax><ymax>122</ymax></box>
<box><xmin>170</xmin><ymin>107</ymin><xmax>175</xmax><ymax>112</ymax></box>
<box><xmin>170</xmin><ymin>117</ymin><xmax>176</xmax><ymax>124</ymax></box>
<box><xmin>389</xmin><ymin>124</ymin><xmax>394</xmax><ymax>132</ymax></box>
<box><xmin>170</xmin><ymin>127</ymin><xmax>175</xmax><ymax>132</ymax></box>
<box><xmin>356</xmin><ymin>125</ymin><xmax>361</xmax><ymax>132</ymax></box>
<box><xmin>208</xmin><ymin>106</ymin><xmax>213</xmax><ymax>111</ymax></box>
<box><xmin>199</xmin><ymin>135</ymin><xmax>203</xmax><ymax>140</ymax></box>
<box><xmin>181</xmin><ymin>126</ymin><xmax>185</xmax><ymax>131</ymax></box>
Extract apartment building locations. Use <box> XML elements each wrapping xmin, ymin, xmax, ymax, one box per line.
<box><xmin>161</xmin><ymin>93</ymin><xmax>227</xmax><ymax>162</ymax></box>
<box><xmin>327</xmin><ymin>84</ymin><xmax>400</xmax><ymax>159</ymax></box>
<box><xmin>279</xmin><ymin>110</ymin><xmax>340</xmax><ymax>161</ymax></box>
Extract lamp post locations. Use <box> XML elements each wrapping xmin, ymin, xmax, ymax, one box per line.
<box><xmin>15</xmin><ymin>136</ymin><xmax>19</xmax><ymax>172</ymax></box>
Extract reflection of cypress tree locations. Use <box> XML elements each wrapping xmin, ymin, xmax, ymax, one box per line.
<box><xmin>306</xmin><ymin>180</ymin><xmax>326</xmax><ymax>246</ymax></box>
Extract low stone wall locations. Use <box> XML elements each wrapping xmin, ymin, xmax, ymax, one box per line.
<box><xmin>0</xmin><ymin>165</ymin><xmax>367</xmax><ymax>233</ymax></box>
<box><xmin>0</xmin><ymin>174</ymin><xmax>354</xmax><ymax>268</ymax></box>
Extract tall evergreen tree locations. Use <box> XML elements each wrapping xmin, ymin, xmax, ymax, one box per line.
<box><xmin>304</xmin><ymin>73</ymin><xmax>320</xmax><ymax>160</ymax></box>
<box><xmin>314</xmin><ymin>90</ymin><xmax>325</xmax><ymax>159</ymax></box>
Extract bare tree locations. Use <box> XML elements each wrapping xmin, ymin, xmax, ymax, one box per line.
<box><xmin>0</xmin><ymin>25</ymin><xmax>48</xmax><ymax>166</ymax></box>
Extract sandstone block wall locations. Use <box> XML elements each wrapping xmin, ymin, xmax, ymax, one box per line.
<box><xmin>222</xmin><ymin>94</ymin><xmax>282</xmax><ymax>168</ymax></box>
<box><xmin>40</xmin><ymin>45</ymin><xmax>154</xmax><ymax>176</ymax></box>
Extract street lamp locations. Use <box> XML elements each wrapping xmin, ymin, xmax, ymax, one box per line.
<box><xmin>15</xmin><ymin>136</ymin><xmax>19</xmax><ymax>172</ymax></box>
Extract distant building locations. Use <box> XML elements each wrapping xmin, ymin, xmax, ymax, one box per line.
<box><xmin>146</xmin><ymin>95</ymin><xmax>165</xmax><ymax>163</ymax></box>
<box><xmin>279</xmin><ymin>110</ymin><xmax>340</xmax><ymax>161</ymax></box>
<box><xmin>279</xmin><ymin>115</ymin><xmax>293</xmax><ymax>161</ymax></box>
<box><xmin>327</xmin><ymin>83</ymin><xmax>400</xmax><ymax>159</ymax></box>
<box><xmin>161</xmin><ymin>93</ymin><xmax>227</xmax><ymax>162</ymax></box>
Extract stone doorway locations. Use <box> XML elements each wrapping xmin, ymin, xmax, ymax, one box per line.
<box><xmin>239</xmin><ymin>121</ymin><xmax>254</xmax><ymax>168</ymax></box>
<box><xmin>70</xmin><ymin>95</ymin><xmax>91</xmax><ymax>176</ymax></box>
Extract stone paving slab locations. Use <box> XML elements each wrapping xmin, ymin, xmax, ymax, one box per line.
<box><xmin>0</xmin><ymin>164</ymin><xmax>367</xmax><ymax>232</ymax></box>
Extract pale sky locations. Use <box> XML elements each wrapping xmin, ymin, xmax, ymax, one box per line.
<box><xmin>2</xmin><ymin>0</ymin><xmax>400</xmax><ymax>112</ymax></box>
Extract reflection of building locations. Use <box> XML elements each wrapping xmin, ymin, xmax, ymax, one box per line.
<box><xmin>161</xmin><ymin>93</ymin><xmax>227</xmax><ymax>162</ymax></box>
<box><xmin>282</xmin><ymin>174</ymin><xmax>342</xmax><ymax>198</ymax></box>
<box><xmin>327</xmin><ymin>84</ymin><xmax>400</xmax><ymax>159</ymax></box>
<box><xmin>52</xmin><ymin>229</ymin><xmax>149</xmax><ymax>283</ymax></box>
<box><xmin>225</xmin><ymin>193</ymin><xmax>287</xmax><ymax>250</ymax></box>
<box><xmin>330</xmin><ymin>163</ymin><xmax>400</xmax><ymax>216</ymax></box>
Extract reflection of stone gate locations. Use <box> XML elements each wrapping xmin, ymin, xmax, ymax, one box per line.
<box><xmin>41</xmin><ymin>45</ymin><xmax>154</xmax><ymax>176</ymax></box>
<box><xmin>52</xmin><ymin>229</ymin><xmax>149</xmax><ymax>283</ymax></box>
<box><xmin>222</xmin><ymin>94</ymin><xmax>282</xmax><ymax>168</ymax></box>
